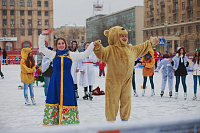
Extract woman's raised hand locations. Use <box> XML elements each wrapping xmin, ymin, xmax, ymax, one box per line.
<box><xmin>41</xmin><ymin>29</ymin><xmax>53</xmax><ymax>35</ymax></box>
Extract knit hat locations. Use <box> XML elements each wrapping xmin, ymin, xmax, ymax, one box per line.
<box><xmin>177</xmin><ymin>46</ymin><xmax>185</xmax><ymax>51</ymax></box>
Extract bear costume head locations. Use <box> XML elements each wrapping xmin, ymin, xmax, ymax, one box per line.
<box><xmin>104</xmin><ymin>26</ymin><xmax>128</xmax><ymax>47</ymax></box>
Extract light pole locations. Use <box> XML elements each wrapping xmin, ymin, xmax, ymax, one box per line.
<box><xmin>164</xmin><ymin>21</ymin><xmax>168</xmax><ymax>53</ymax></box>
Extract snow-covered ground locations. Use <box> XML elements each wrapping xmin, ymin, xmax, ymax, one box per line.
<box><xmin>0</xmin><ymin>64</ymin><xmax>200</xmax><ymax>130</ymax></box>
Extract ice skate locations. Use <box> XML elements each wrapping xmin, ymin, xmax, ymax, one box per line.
<box><xmin>134</xmin><ymin>90</ymin><xmax>138</xmax><ymax>97</ymax></box>
<box><xmin>1</xmin><ymin>76</ymin><xmax>4</xmax><ymax>79</ymax></box>
<box><xmin>25</xmin><ymin>97</ymin><xmax>31</xmax><ymax>105</ymax></box>
<box><xmin>184</xmin><ymin>92</ymin><xmax>187</xmax><ymax>100</ymax></box>
<box><xmin>169</xmin><ymin>91</ymin><xmax>172</xmax><ymax>97</ymax></box>
<box><xmin>31</xmin><ymin>97</ymin><xmax>36</xmax><ymax>105</ymax></box>
<box><xmin>142</xmin><ymin>89</ymin><xmax>145</xmax><ymax>97</ymax></box>
<box><xmin>82</xmin><ymin>91</ymin><xmax>88</xmax><ymax>100</ymax></box>
<box><xmin>193</xmin><ymin>94</ymin><xmax>197</xmax><ymax>100</ymax></box>
<box><xmin>175</xmin><ymin>92</ymin><xmax>178</xmax><ymax>99</ymax></box>
<box><xmin>151</xmin><ymin>89</ymin><xmax>155</xmax><ymax>96</ymax></box>
<box><xmin>160</xmin><ymin>91</ymin><xmax>164</xmax><ymax>97</ymax></box>
<box><xmin>88</xmin><ymin>92</ymin><xmax>93</xmax><ymax>101</ymax></box>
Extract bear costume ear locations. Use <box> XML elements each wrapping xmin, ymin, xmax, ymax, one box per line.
<box><xmin>104</xmin><ymin>30</ymin><xmax>109</xmax><ymax>37</ymax></box>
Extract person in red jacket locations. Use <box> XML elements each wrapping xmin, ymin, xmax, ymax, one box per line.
<box><xmin>153</xmin><ymin>48</ymin><xmax>161</xmax><ymax>69</ymax></box>
<box><xmin>98</xmin><ymin>60</ymin><xmax>106</xmax><ymax>77</ymax></box>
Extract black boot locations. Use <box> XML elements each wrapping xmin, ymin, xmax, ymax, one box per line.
<box><xmin>160</xmin><ymin>91</ymin><xmax>164</xmax><ymax>97</ymax></box>
<box><xmin>83</xmin><ymin>87</ymin><xmax>88</xmax><ymax>100</ymax></box>
<box><xmin>74</xmin><ymin>84</ymin><xmax>79</xmax><ymax>98</ymax></box>
<box><xmin>89</xmin><ymin>85</ymin><xmax>93</xmax><ymax>100</ymax></box>
<box><xmin>88</xmin><ymin>92</ymin><xmax>93</xmax><ymax>101</ymax></box>
<box><xmin>169</xmin><ymin>91</ymin><xmax>172</xmax><ymax>97</ymax></box>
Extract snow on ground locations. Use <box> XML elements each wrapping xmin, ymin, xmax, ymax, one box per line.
<box><xmin>0</xmin><ymin>64</ymin><xmax>200</xmax><ymax>129</ymax></box>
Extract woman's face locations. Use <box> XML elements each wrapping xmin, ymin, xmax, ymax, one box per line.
<box><xmin>196</xmin><ymin>51</ymin><xmax>199</xmax><ymax>56</ymax></box>
<box><xmin>29</xmin><ymin>52</ymin><xmax>32</xmax><ymax>57</ymax></box>
<box><xmin>180</xmin><ymin>49</ymin><xmax>184</xmax><ymax>54</ymax></box>
<box><xmin>56</xmin><ymin>39</ymin><xmax>66</xmax><ymax>50</ymax></box>
<box><xmin>84</xmin><ymin>43</ymin><xmax>90</xmax><ymax>50</ymax></box>
<box><xmin>72</xmin><ymin>42</ymin><xmax>77</xmax><ymax>49</ymax></box>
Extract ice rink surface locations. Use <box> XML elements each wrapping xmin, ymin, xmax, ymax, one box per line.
<box><xmin>0</xmin><ymin>65</ymin><xmax>199</xmax><ymax>129</ymax></box>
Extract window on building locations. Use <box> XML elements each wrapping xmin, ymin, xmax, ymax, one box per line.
<box><xmin>147</xmin><ymin>11</ymin><xmax>149</xmax><ymax>18</ymax></box>
<box><xmin>38</xmin><ymin>11</ymin><xmax>41</xmax><ymax>16</ymax></box>
<box><xmin>157</xmin><ymin>0</ymin><xmax>159</xmax><ymax>4</ymax></box>
<box><xmin>20</xmin><ymin>10</ymin><xmax>24</xmax><ymax>16</ymax></box>
<box><xmin>181</xmin><ymin>27</ymin><xmax>184</xmax><ymax>33</ymax></box>
<box><xmin>6</xmin><ymin>42</ymin><xmax>12</xmax><ymax>51</ymax></box>
<box><xmin>38</xmin><ymin>29</ymin><xmax>42</xmax><ymax>35</ymax></box>
<box><xmin>198</xmin><ymin>11</ymin><xmax>200</xmax><ymax>18</ymax></box>
<box><xmin>168</xmin><ymin>5</ymin><xmax>172</xmax><ymax>13</ymax></box>
<box><xmin>157</xmin><ymin>9</ymin><xmax>159</xmax><ymax>15</ymax></box>
<box><xmin>27</xmin><ymin>0</ymin><xmax>32</xmax><ymax>6</ymax></box>
<box><xmin>188</xmin><ymin>25</ymin><xmax>192</xmax><ymax>33</ymax></box>
<box><xmin>3</xmin><ymin>10</ymin><xmax>7</xmax><ymax>15</ymax></box>
<box><xmin>3</xmin><ymin>29</ymin><xmax>7</xmax><ymax>36</ymax></box>
<box><xmin>167</xmin><ymin>28</ymin><xmax>170</xmax><ymax>35</ymax></box>
<box><xmin>28</xmin><ymin>29</ymin><xmax>32</xmax><ymax>35</ymax></box>
<box><xmin>184</xmin><ymin>40</ymin><xmax>189</xmax><ymax>53</ymax></box>
<box><xmin>146</xmin><ymin>31</ymin><xmax>148</xmax><ymax>37</ymax></box>
<box><xmin>169</xmin><ymin>17</ymin><xmax>172</xmax><ymax>23</ymax></box>
<box><xmin>20</xmin><ymin>19</ymin><xmax>24</xmax><ymax>26</ymax></box>
<box><xmin>162</xmin><ymin>29</ymin><xmax>164</xmax><ymax>36</ymax></box>
<box><xmin>182</xmin><ymin>14</ymin><xmax>185</xmax><ymax>21</ymax></box>
<box><xmin>151</xmin><ymin>31</ymin><xmax>153</xmax><ymax>36</ymax></box>
<box><xmin>11</xmin><ymin>29</ymin><xmax>15</xmax><ymax>36</ymax></box>
<box><xmin>157</xmin><ymin>19</ymin><xmax>159</xmax><ymax>25</ymax></box>
<box><xmin>10</xmin><ymin>0</ymin><xmax>14</xmax><ymax>6</ymax></box>
<box><xmin>23</xmin><ymin>42</ymin><xmax>30</xmax><ymax>48</ymax></box>
<box><xmin>198</xmin><ymin>0</ymin><xmax>200</xmax><ymax>6</ymax></box>
<box><xmin>3</xmin><ymin>19</ymin><xmax>7</xmax><ymax>26</ymax></box>
<box><xmin>196</xmin><ymin>39</ymin><xmax>200</xmax><ymax>48</ymax></box>
<box><xmin>156</xmin><ymin>30</ymin><xmax>158</xmax><ymax>36</ymax></box>
<box><xmin>37</xmin><ymin>1</ymin><xmax>41</xmax><ymax>7</ymax></box>
<box><xmin>182</xmin><ymin>2</ymin><xmax>185</xmax><ymax>10</ymax></box>
<box><xmin>45</xmin><ymin>1</ymin><xmax>48</xmax><ymax>7</ymax></box>
<box><xmin>28</xmin><ymin>11</ymin><xmax>32</xmax><ymax>15</ymax></box>
<box><xmin>2</xmin><ymin>0</ymin><xmax>7</xmax><ymax>6</ymax></box>
<box><xmin>10</xmin><ymin>10</ymin><xmax>14</xmax><ymax>15</ymax></box>
<box><xmin>20</xmin><ymin>0</ymin><xmax>24</xmax><ymax>6</ymax></box>
<box><xmin>147</xmin><ymin>1</ymin><xmax>149</xmax><ymax>8</ymax></box>
<box><xmin>10</xmin><ymin>19</ymin><xmax>15</xmax><ymax>26</ymax></box>
<box><xmin>38</xmin><ymin>20</ymin><xmax>42</xmax><ymax>25</ymax></box>
<box><xmin>28</xmin><ymin>19</ymin><xmax>32</xmax><ymax>26</ymax></box>
<box><xmin>20</xmin><ymin>29</ymin><xmax>25</xmax><ymax>35</ymax></box>
<box><xmin>189</xmin><ymin>0</ymin><xmax>193</xmax><ymax>7</ymax></box>
<box><xmin>45</xmin><ymin>20</ymin><xmax>49</xmax><ymax>25</ymax></box>
<box><xmin>197</xmin><ymin>25</ymin><xmax>200</xmax><ymax>32</ymax></box>
<box><xmin>174</xmin><ymin>28</ymin><xmax>177</xmax><ymax>33</ymax></box>
<box><xmin>45</xmin><ymin>11</ymin><xmax>48</xmax><ymax>16</ymax></box>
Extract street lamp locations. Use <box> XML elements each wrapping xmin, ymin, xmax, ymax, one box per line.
<box><xmin>164</xmin><ymin>21</ymin><xmax>168</xmax><ymax>53</ymax></box>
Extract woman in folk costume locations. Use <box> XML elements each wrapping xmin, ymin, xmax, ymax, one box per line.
<box><xmin>79</xmin><ymin>42</ymin><xmax>98</xmax><ymax>100</ymax></box>
<box><xmin>141</xmin><ymin>48</ymin><xmax>155</xmax><ymax>97</ymax></box>
<box><xmin>39</xmin><ymin>30</ymin><xmax>96</xmax><ymax>126</ymax></box>
<box><xmin>191</xmin><ymin>50</ymin><xmax>200</xmax><ymax>100</ymax></box>
<box><xmin>172</xmin><ymin>47</ymin><xmax>189</xmax><ymax>100</ymax></box>
<box><xmin>69</xmin><ymin>40</ymin><xmax>80</xmax><ymax>98</ymax></box>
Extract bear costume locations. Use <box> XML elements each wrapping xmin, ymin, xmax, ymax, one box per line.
<box><xmin>93</xmin><ymin>26</ymin><xmax>158</xmax><ymax>121</ymax></box>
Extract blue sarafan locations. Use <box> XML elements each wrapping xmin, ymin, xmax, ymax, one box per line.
<box><xmin>43</xmin><ymin>50</ymin><xmax>79</xmax><ymax>126</ymax></box>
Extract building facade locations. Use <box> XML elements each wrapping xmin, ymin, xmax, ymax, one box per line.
<box><xmin>0</xmin><ymin>0</ymin><xmax>53</xmax><ymax>57</ymax></box>
<box><xmin>54</xmin><ymin>24</ymin><xmax>86</xmax><ymax>49</ymax></box>
<box><xmin>143</xmin><ymin>0</ymin><xmax>200</xmax><ymax>54</ymax></box>
<box><xmin>86</xmin><ymin>6</ymin><xmax>144</xmax><ymax>46</ymax></box>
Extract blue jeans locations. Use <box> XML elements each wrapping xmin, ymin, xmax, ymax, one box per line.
<box><xmin>143</xmin><ymin>76</ymin><xmax>154</xmax><ymax>89</ymax></box>
<box><xmin>193</xmin><ymin>75</ymin><xmax>200</xmax><ymax>94</ymax></box>
<box><xmin>175</xmin><ymin>76</ymin><xmax>187</xmax><ymax>92</ymax></box>
<box><xmin>23</xmin><ymin>83</ymin><xmax>34</xmax><ymax>98</ymax></box>
<box><xmin>44</xmin><ymin>76</ymin><xmax>51</xmax><ymax>96</ymax></box>
<box><xmin>132</xmin><ymin>73</ymin><xmax>136</xmax><ymax>91</ymax></box>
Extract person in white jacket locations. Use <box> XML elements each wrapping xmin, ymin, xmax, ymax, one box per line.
<box><xmin>70</xmin><ymin>40</ymin><xmax>80</xmax><ymax>98</ymax></box>
<box><xmin>79</xmin><ymin>42</ymin><xmax>97</xmax><ymax>100</ymax></box>
<box><xmin>191</xmin><ymin>50</ymin><xmax>200</xmax><ymax>100</ymax></box>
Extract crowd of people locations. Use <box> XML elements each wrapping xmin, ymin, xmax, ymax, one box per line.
<box><xmin>1</xmin><ymin>27</ymin><xmax>197</xmax><ymax>125</ymax></box>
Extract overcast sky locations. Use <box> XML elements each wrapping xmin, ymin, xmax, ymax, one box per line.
<box><xmin>53</xmin><ymin>0</ymin><xmax>144</xmax><ymax>28</ymax></box>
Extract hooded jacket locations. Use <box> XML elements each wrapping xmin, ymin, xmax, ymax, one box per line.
<box><xmin>20</xmin><ymin>48</ymin><xmax>36</xmax><ymax>84</ymax></box>
<box><xmin>141</xmin><ymin>48</ymin><xmax>155</xmax><ymax>76</ymax></box>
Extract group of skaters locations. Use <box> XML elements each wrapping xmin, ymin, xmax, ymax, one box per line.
<box><xmin>12</xmin><ymin>27</ymin><xmax>198</xmax><ymax>125</ymax></box>
<box><xmin>132</xmin><ymin>46</ymin><xmax>199</xmax><ymax>101</ymax></box>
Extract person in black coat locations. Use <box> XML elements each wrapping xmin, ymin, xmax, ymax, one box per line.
<box><xmin>3</xmin><ymin>49</ymin><xmax>7</xmax><ymax>65</ymax></box>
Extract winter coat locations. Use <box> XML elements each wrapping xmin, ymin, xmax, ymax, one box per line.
<box><xmin>79</xmin><ymin>51</ymin><xmax>97</xmax><ymax>87</ymax></box>
<box><xmin>3</xmin><ymin>49</ymin><xmax>7</xmax><ymax>59</ymax></box>
<box><xmin>156</xmin><ymin>58</ymin><xmax>174</xmax><ymax>77</ymax></box>
<box><xmin>192</xmin><ymin>61</ymin><xmax>200</xmax><ymax>75</ymax></box>
<box><xmin>99</xmin><ymin>61</ymin><xmax>106</xmax><ymax>70</ymax></box>
<box><xmin>70</xmin><ymin>50</ymin><xmax>80</xmax><ymax>84</ymax></box>
<box><xmin>20</xmin><ymin>48</ymin><xmax>36</xmax><ymax>84</ymax></box>
<box><xmin>154</xmin><ymin>50</ymin><xmax>161</xmax><ymax>61</ymax></box>
<box><xmin>141</xmin><ymin>49</ymin><xmax>155</xmax><ymax>77</ymax></box>
<box><xmin>42</xmin><ymin>56</ymin><xmax>53</xmax><ymax>77</ymax></box>
<box><xmin>172</xmin><ymin>54</ymin><xmax>188</xmax><ymax>71</ymax></box>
